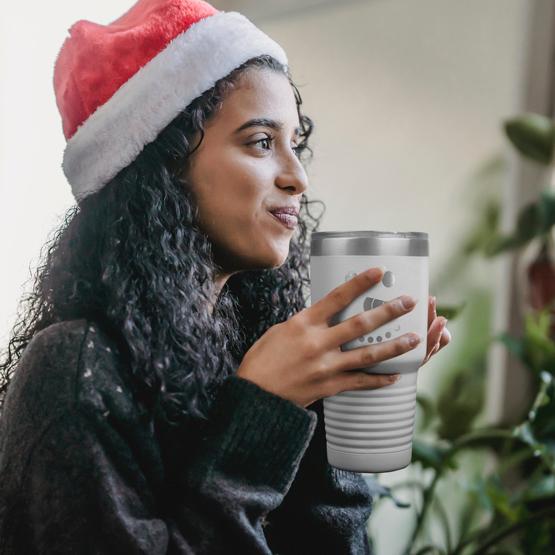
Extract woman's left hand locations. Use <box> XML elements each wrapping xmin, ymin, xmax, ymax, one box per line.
<box><xmin>420</xmin><ymin>295</ymin><xmax>451</xmax><ymax>367</ymax></box>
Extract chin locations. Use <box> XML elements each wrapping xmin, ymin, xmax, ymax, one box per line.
<box><xmin>216</xmin><ymin>237</ymin><xmax>290</xmax><ymax>272</ymax></box>
<box><xmin>270</xmin><ymin>244</ymin><xmax>291</xmax><ymax>265</ymax></box>
<box><xmin>254</xmin><ymin>248</ymin><xmax>289</xmax><ymax>270</ymax></box>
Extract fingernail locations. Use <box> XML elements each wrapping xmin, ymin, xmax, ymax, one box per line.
<box><xmin>388</xmin><ymin>373</ymin><xmax>400</xmax><ymax>382</ymax></box>
<box><xmin>405</xmin><ymin>333</ymin><xmax>421</xmax><ymax>346</ymax></box>
<box><xmin>400</xmin><ymin>295</ymin><xmax>416</xmax><ymax>309</ymax></box>
<box><xmin>440</xmin><ymin>317</ymin><xmax>448</xmax><ymax>327</ymax></box>
<box><xmin>366</xmin><ymin>267</ymin><xmax>383</xmax><ymax>278</ymax></box>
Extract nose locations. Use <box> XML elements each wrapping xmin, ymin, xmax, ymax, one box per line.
<box><xmin>274</xmin><ymin>151</ymin><xmax>309</xmax><ymax>194</ymax></box>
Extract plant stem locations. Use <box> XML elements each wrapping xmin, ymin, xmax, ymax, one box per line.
<box><xmin>431</xmin><ymin>495</ymin><xmax>453</xmax><ymax>553</ymax></box>
<box><xmin>450</xmin><ymin>429</ymin><xmax>516</xmax><ymax>452</ymax></box>
<box><xmin>497</xmin><ymin>448</ymin><xmax>532</xmax><ymax>477</ymax></box>
<box><xmin>404</xmin><ymin>471</ymin><xmax>442</xmax><ymax>554</ymax></box>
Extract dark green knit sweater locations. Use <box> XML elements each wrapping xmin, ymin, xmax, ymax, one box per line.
<box><xmin>0</xmin><ymin>319</ymin><xmax>374</xmax><ymax>554</ymax></box>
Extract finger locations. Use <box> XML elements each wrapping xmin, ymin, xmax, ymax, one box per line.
<box><xmin>420</xmin><ymin>349</ymin><xmax>432</xmax><ymax>366</ymax></box>
<box><xmin>427</xmin><ymin>295</ymin><xmax>435</xmax><ymax>329</ymax></box>
<box><xmin>324</xmin><ymin>293</ymin><xmax>418</xmax><ymax>349</ymax></box>
<box><xmin>424</xmin><ymin>324</ymin><xmax>451</xmax><ymax>364</ymax></box>
<box><xmin>425</xmin><ymin>316</ymin><xmax>446</xmax><ymax>358</ymax></box>
<box><xmin>332</xmin><ymin>331</ymin><xmax>422</xmax><ymax>374</ymax></box>
<box><xmin>425</xmin><ymin>325</ymin><xmax>435</xmax><ymax>358</ymax></box>
<box><xmin>425</xmin><ymin>296</ymin><xmax>437</xmax><ymax>355</ymax></box>
<box><xmin>337</xmin><ymin>371</ymin><xmax>402</xmax><ymax>393</ymax></box>
<box><xmin>437</xmin><ymin>326</ymin><xmax>451</xmax><ymax>350</ymax></box>
<box><xmin>308</xmin><ymin>267</ymin><xmax>385</xmax><ymax>326</ymax></box>
<box><xmin>422</xmin><ymin>339</ymin><xmax>441</xmax><ymax>364</ymax></box>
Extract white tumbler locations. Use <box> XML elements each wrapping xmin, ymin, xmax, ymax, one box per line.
<box><xmin>310</xmin><ymin>230</ymin><xmax>429</xmax><ymax>473</ymax></box>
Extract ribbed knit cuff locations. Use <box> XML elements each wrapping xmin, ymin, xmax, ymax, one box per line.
<box><xmin>205</xmin><ymin>375</ymin><xmax>317</xmax><ymax>493</ymax></box>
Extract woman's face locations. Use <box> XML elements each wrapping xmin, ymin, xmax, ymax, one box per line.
<box><xmin>183</xmin><ymin>68</ymin><xmax>309</xmax><ymax>282</ymax></box>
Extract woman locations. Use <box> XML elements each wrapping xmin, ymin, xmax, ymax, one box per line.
<box><xmin>0</xmin><ymin>0</ymin><xmax>451</xmax><ymax>553</ymax></box>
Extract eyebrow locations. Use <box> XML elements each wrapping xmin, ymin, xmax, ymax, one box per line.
<box><xmin>234</xmin><ymin>118</ymin><xmax>302</xmax><ymax>137</ymax></box>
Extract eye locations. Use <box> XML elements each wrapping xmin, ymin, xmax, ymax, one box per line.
<box><xmin>252</xmin><ymin>136</ymin><xmax>274</xmax><ymax>150</ymax></box>
<box><xmin>249</xmin><ymin>135</ymin><xmax>305</xmax><ymax>159</ymax></box>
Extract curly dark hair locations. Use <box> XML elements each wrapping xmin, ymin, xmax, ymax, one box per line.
<box><xmin>0</xmin><ymin>54</ymin><xmax>325</xmax><ymax>430</ymax></box>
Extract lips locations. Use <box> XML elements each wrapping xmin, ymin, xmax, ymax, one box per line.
<box><xmin>269</xmin><ymin>207</ymin><xmax>299</xmax><ymax>216</ymax></box>
<box><xmin>269</xmin><ymin>210</ymin><xmax>298</xmax><ymax>229</ymax></box>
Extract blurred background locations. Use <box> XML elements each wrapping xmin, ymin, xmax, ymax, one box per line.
<box><xmin>1</xmin><ymin>1</ymin><xmax>554</xmax><ymax>553</ymax></box>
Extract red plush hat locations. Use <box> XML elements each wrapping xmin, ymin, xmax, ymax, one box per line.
<box><xmin>53</xmin><ymin>0</ymin><xmax>288</xmax><ymax>203</ymax></box>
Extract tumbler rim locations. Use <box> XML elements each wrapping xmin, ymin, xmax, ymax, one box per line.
<box><xmin>310</xmin><ymin>230</ymin><xmax>428</xmax><ymax>256</ymax></box>
<box><xmin>311</xmin><ymin>230</ymin><xmax>428</xmax><ymax>239</ymax></box>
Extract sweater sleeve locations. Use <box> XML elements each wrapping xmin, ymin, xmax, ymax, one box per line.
<box><xmin>263</xmin><ymin>398</ymin><xmax>375</xmax><ymax>555</ymax></box>
<box><xmin>19</xmin><ymin>374</ymin><xmax>317</xmax><ymax>555</ymax></box>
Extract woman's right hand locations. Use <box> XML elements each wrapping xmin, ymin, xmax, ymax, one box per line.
<box><xmin>236</xmin><ymin>267</ymin><xmax>422</xmax><ymax>408</ymax></box>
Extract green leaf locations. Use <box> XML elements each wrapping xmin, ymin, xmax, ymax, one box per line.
<box><xmin>496</xmin><ymin>316</ymin><xmax>555</xmax><ymax>375</ymax></box>
<box><xmin>520</xmin><ymin>474</ymin><xmax>555</xmax><ymax>502</ymax></box>
<box><xmin>527</xmin><ymin>371</ymin><xmax>553</xmax><ymax>421</ymax></box>
<box><xmin>482</xmin><ymin>189</ymin><xmax>555</xmax><ymax>256</ymax></box>
<box><xmin>538</xmin><ymin>188</ymin><xmax>555</xmax><ymax>231</ymax></box>
<box><xmin>512</xmin><ymin>191</ymin><xmax>555</xmax><ymax>246</ymax></box>
<box><xmin>515</xmin><ymin>201</ymin><xmax>545</xmax><ymax>243</ymax></box>
<box><xmin>487</xmin><ymin>546</ymin><xmax>526</xmax><ymax>554</ymax></box>
<box><xmin>412</xmin><ymin>545</ymin><xmax>446</xmax><ymax>555</ymax></box>
<box><xmin>465</xmin><ymin>475</ymin><xmax>495</xmax><ymax>512</ymax></box>
<box><xmin>411</xmin><ymin>438</ymin><xmax>456</xmax><ymax>471</ymax></box>
<box><xmin>521</xmin><ymin>312</ymin><xmax>555</xmax><ymax>375</ymax></box>
<box><xmin>436</xmin><ymin>366</ymin><xmax>485</xmax><ymax>441</ymax></box>
<box><xmin>485</xmin><ymin>233</ymin><xmax>526</xmax><ymax>256</ymax></box>
<box><xmin>484</xmin><ymin>474</ymin><xmax>524</xmax><ymax>522</ymax></box>
<box><xmin>512</xmin><ymin>421</ymin><xmax>555</xmax><ymax>472</ymax></box>
<box><xmin>526</xmin><ymin>371</ymin><xmax>555</xmax><ymax>441</ymax></box>
<box><xmin>521</xmin><ymin>519</ymin><xmax>555</xmax><ymax>554</ymax></box>
<box><xmin>504</xmin><ymin>113</ymin><xmax>555</xmax><ymax>164</ymax></box>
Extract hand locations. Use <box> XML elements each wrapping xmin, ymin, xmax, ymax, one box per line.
<box><xmin>237</xmin><ymin>267</ymin><xmax>422</xmax><ymax>408</ymax></box>
<box><xmin>420</xmin><ymin>295</ymin><xmax>451</xmax><ymax>367</ymax></box>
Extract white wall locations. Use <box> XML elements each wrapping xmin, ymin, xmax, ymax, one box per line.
<box><xmin>0</xmin><ymin>1</ymin><xmax>133</xmax><ymax>345</ymax></box>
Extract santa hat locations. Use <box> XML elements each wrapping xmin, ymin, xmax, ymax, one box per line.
<box><xmin>53</xmin><ymin>0</ymin><xmax>288</xmax><ymax>203</ymax></box>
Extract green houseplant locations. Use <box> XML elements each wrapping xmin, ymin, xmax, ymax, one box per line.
<box><xmin>367</xmin><ymin>113</ymin><xmax>555</xmax><ymax>555</ymax></box>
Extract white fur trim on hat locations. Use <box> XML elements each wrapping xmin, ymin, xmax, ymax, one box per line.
<box><xmin>62</xmin><ymin>11</ymin><xmax>288</xmax><ymax>202</ymax></box>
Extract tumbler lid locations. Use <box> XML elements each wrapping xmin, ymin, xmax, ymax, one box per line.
<box><xmin>311</xmin><ymin>230</ymin><xmax>428</xmax><ymax>256</ymax></box>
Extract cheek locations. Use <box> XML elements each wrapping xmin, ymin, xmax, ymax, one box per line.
<box><xmin>192</xmin><ymin>155</ymin><xmax>273</xmax><ymax>232</ymax></box>
<box><xmin>201</xmin><ymin>195</ymin><xmax>261</xmax><ymax>239</ymax></box>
